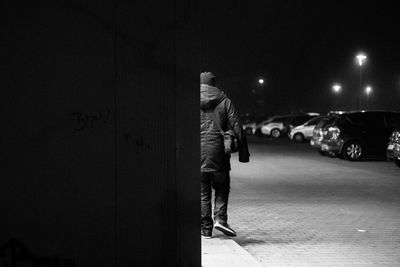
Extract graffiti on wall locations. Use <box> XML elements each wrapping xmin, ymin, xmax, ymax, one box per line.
<box><xmin>69</xmin><ymin>109</ymin><xmax>156</xmax><ymax>154</ymax></box>
<box><xmin>70</xmin><ymin>109</ymin><xmax>111</xmax><ymax>132</ymax></box>
<box><xmin>0</xmin><ymin>239</ymin><xmax>76</xmax><ymax>267</ymax></box>
<box><xmin>123</xmin><ymin>134</ymin><xmax>153</xmax><ymax>153</ymax></box>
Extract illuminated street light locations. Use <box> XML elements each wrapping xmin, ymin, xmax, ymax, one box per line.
<box><xmin>355</xmin><ymin>53</ymin><xmax>368</xmax><ymax>109</ymax></box>
<box><xmin>332</xmin><ymin>84</ymin><xmax>342</xmax><ymax>109</ymax></box>
<box><xmin>356</xmin><ymin>53</ymin><xmax>367</xmax><ymax>66</ymax></box>
<box><xmin>365</xmin><ymin>86</ymin><xmax>372</xmax><ymax>95</ymax></box>
<box><xmin>332</xmin><ymin>84</ymin><xmax>342</xmax><ymax>93</ymax></box>
<box><xmin>365</xmin><ymin>86</ymin><xmax>372</xmax><ymax>109</ymax></box>
<box><xmin>253</xmin><ymin>78</ymin><xmax>265</xmax><ymax>116</ymax></box>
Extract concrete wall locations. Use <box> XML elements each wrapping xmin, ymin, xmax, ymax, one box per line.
<box><xmin>1</xmin><ymin>1</ymin><xmax>200</xmax><ymax>266</ymax></box>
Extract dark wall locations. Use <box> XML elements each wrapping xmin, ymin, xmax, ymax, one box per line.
<box><xmin>1</xmin><ymin>1</ymin><xmax>200</xmax><ymax>266</ymax></box>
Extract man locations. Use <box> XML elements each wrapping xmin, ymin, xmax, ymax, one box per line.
<box><xmin>200</xmin><ymin>72</ymin><xmax>250</xmax><ymax>238</ymax></box>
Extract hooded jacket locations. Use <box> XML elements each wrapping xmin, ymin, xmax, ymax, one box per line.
<box><xmin>200</xmin><ymin>84</ymin><xmax>250</xmax><ymax>172</ymax></box>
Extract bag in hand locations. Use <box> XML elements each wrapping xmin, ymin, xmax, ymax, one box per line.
<box><xmin>223</xmin><ymin>132</ymin><xmax>238</xmax><ymax>154</ymax></box>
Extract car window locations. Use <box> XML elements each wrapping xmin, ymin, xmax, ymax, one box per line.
<box><xmin>255</xmin><ymin>116</ymin><xmax>272</xmax><ymax>124</ymax></box>
<box><xmin>290</xmin><ymin>116</ymin><xmax>309</xmax><ymax>125</ymax></box>
<box><xmin>315</xmin><ymin>117</ymin><xmax>331</xmax><ymax>129</ymax></box>
<box><xmin>282</xmin><ymin>117</ymin><xmax>294</xmax><ymax>123</ymax></box>
<box><xmin>269</xmin><ymin>117</ymin><xmax>281</xmax><ymax>123</ymax></box>
<box><xmin>301</xmin><ymin>115</ymin><xmax>314</xmax><ymax>123</ymax></box>
<box><xmin>321</xmin><ymin>116</ymin><xmax>337</xmax><ymax>126</ymax></box>
<box><xmin>385</xmin><ymin>113</ymin><xmax>400</xmax><ymax>129</ymax></box>
<box><xmin>345</xmin><ymin>113</ymin><xmax>384</xmax><ymax>127</ymax></box>
<box><xmin>271</xmin><ymin>116</ymin><xmax>289</xmax><ymax>123</ymax></box>
<box><xmin>305</xmin><ymin>116</ymin><xmax>323</xmax><ymax>125</ymax></box>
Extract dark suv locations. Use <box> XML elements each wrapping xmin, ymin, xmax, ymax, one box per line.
<box><xmin>387</xmin><ymin>130</ymin><xmax>400</xmax><ymax>168</ymax></box>
<box><xmin>319</xmin><ymin>111</ymin><xmax>400</xmax><ymax>161</ymax></box>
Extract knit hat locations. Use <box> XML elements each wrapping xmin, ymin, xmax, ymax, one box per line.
<box><xmin>200</xmin><ymin>72</ymin><xmax>216</xmax><ymax>86</ymax></box>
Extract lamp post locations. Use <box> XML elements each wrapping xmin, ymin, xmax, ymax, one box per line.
<box><xmin>257</xmin><ymin>78</ymin><xmax>265</xmax><ymax>116</ymax></box>
<box><xmin>332</xmin><ymin>84</ymin><xmax>342</xmax><ymax>110</ymax></box>
<box><xmin>356</xmin><ymin>53</ymin><xmax>367</xmax><ymax>109</ymax></box>
<box><xmin>365</xmin><ymin>86</ymin><xmax>372</xmax><ymax>109</ymax></box>
<box><xmin>252</xmin><ymin>78</ymin><xmax>265</xmax><ymax>116</ymax></box>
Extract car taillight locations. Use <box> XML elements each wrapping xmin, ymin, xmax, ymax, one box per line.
<box><xmin>328</xmin><ymin>127</ymin><xmax>340</xmax><ymax>140</ymax></box>
<box><xmin>322</xmin><ymin>129</ymin><xmax>328</xmax><ymax>137</ymax></box>
<box><xmin>393</xmin><ymin>131</ymin><xmax>400</xmax><ymax>142</ymax></box>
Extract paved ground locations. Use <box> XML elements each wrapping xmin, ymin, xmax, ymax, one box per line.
<box><xmin>202</xmin><ymin>238</ymin><xmax>264</xmax><ymax>267</ymax></box>
<box><xmin>217</xmin><ymin>136</ymin><xmax>400</xmax><ymax>266</ymax></box>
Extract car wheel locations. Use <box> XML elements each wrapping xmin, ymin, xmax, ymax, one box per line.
<box><xmin>245</xmin><ymin>127</ymin><xmax>253</xmax><ymax>135</ymax></box>
<box><xmin>271</xmin><ymin>128</ymin><xmax>281</xmax><ymax>138</ymax></box>
<box><xmin>294</xmin><ymin>133</ymin><xmax>305</xmax><ymax>142</ymax></box>
<box><xmin>395</xmin><ymin>159</ymin><xmax>400</xmax><ymax>168</ymax></box>
<box><xmin>342</xmin><ymin>141</ymin><xmax>363</xmax><ymax>161</ymax></box>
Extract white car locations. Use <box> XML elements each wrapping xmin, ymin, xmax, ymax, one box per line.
<box><xmin>289</xmin><ymin>116</ymin><xmax>325</xmax><ymax>142</ymax></box>
<box><xmin>258</xmin><ymin>116</ymin><xmax>292</xmax><ymax>138</ymax></box>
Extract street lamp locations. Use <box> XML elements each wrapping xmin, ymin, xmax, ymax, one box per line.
<box><xmin>356</xmin><ymin>54</ymin><xmax>367</xmax><ymax>66</ymax></box>
<box><xmin>365</xmin><ymin>86</ymin><xmax>372</xmax><ymax>109</ymax></box>
<box><xmin>332</xmin><ymin>84</ymin><xmax>342</xmax><ymax>93</ymax></box>
<box><xmin>332</xmin><ymin>84</ymin><xmax>342</xmax><ymax>110</ymax></box>
<box><xmin>257</xmin><ymin>78</ymin><xmax>265</xmax><ymax>116</ymax></box>
<box><xmin>356</xmin><ymin>53</ymin><xmax>367</xmax><ymax>109</ymax></box>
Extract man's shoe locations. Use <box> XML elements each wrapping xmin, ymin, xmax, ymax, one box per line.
<box><xmin>201</xmin><ymin>229</ymin><xmax>212</xmax><ymax>239</ymax></box>
<box><xmin>214</xmin><ymin>221</ymin><xmax>237</xmax><ymax>237</ymax></box>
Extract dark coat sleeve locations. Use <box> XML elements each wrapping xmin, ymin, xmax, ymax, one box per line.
<box><xmin>225</xmin><ymin>99</ymin><xmax>250</xmax><ymax>163</ymax></box>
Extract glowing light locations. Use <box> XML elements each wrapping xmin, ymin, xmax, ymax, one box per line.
<box><xmin>365</xmin><ymin>86</ymin><xmax>372</xmax><ymax>95</ymax></box>
<box><xmin>356</xmin><ymin>54</ymin><xmax>367</xmax><ymax>66</ymax></box>
<box><xmin>258</xmin><ymin>79</ymin><xmax>264</xmax><ymax>84</ymax></box>
<box><xmin>332</xmin><ymin>84</ymin><xmax>342</xmax><ymax>93</ymax></box>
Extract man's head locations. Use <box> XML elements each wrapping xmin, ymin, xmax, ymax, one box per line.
<box><xmin>200</xmin><ymin>72</ymin><xmax>216</xmax><ymax>86</ymax></box>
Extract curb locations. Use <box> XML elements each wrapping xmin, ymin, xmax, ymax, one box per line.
<box><xmin>202</xmin><ymin>238</ymin><xmax>263</xmax><ymax>267</ymax></box>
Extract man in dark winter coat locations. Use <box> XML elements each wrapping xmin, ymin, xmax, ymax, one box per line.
<box><xmin>200</xmin><ymin>72</ymin><xmax>250</xmax><ymax>238</ymax></box>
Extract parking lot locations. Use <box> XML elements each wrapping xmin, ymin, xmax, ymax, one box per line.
<box><xmin>217</xmin><ymin>136</ymin><xmax>400</xmax><ymax>266</ymax></box>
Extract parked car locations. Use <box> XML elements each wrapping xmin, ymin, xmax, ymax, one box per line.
<box><xmin>240</xmin><ymin>114</ymin><xmax>257</xmax><ymax>135</ymax></box>
<box><xmin>285</xmin><ymin>114</ymin><xmax>320</xmax><ymax>139</ymax></box>
<box><xmin>289</xmin><ymin>116</ymin><xmax>325</xmax><ymax>142</ymax></box>
<box><xmin>260</xmin><ymin>115</ymin><xmax>292</xmax><ymax>137</ymax></box>
<box><xmin>387</xmin><ymin>130</ymin><xmax>400</xmax><ymax>168</ymax></box>
<box><xmin>255</xmin><ymin>115</ymin><xmax>296</xmax><ymax>137</ymax></box>
<box><xmin>254</xmin><ymin>116</ymin><xmax>280</xmax><ymax>137</ymax></box>
<box><xmin>243</xmin><ymin>122</ymin><xmax>257</xmax><ymax>135</ymax></box>
<box><xmin>257</xmin><ymin>113</ymin><xmax>319</xmax><ymax>138</ymax></box>
<box><xmin>245</xmin><ymin>115</ymin><xmax>271</xmax><ymax>135</ymax></box>
<box><xmin>285</xmin><ymin>113</ymin><xmax>320</xmax><ymax>134</ymax></box>
<box><xmin>319</xmin><ymin>111</ymin><xmax>400</xmax><ymax>161</ymax></box>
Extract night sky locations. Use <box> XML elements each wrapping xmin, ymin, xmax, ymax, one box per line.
<box><xmin>201</xmin><ymin>1</ymin><xmax>400</xmax><ymax>117</ymax></box>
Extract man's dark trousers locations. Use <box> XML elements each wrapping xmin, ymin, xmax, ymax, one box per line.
<box><xmin>200</xmin><ymin>171</ymin><xmax>230</xmax><ymax>231</ymax></box>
